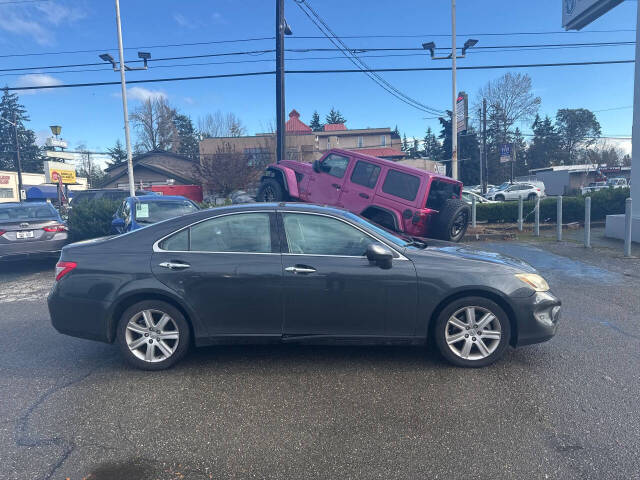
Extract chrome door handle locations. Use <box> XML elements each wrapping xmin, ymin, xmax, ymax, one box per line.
<box><xmin>285</xmin><ymin>266</ymin><xmax>316</xmax><ymax>274</ymax></box>
<box><xmin>159</xmin><ymin>261</ymin><xmax>190</xmax><ymax>270</ymax></box>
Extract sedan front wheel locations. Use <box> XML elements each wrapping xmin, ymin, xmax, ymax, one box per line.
<box><xmin>434</xmin><ymin>296</ymin><xmax>511</xmax><ymax>368</ymax></box>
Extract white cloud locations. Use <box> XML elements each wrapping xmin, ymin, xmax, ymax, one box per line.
<box><xmin>173</xmin><ymin>13</ymin><xmax>195</xmax><ymax>29</ymax></box>
<box><xmin>211</xmin><ymin>12</ymin><xmax>226</xmax><ymax>24</ymax></box>
<box><xmin>0</xmin><ymin>1</ymin><xmax>86</xmax><ymax>45</ymax></box>
<box><xmin>125</xmin><ymin>87</ymin><xmax>167</xmax><ymax>102</ymax></box>
<box><xmin>15</xmin><ymin>74</ymin><xmax>62</xmax><ymax>94</ymax></box>
<box><xmin>183</xmin><ymin>96</ymin><xmax>195</xmax><ymax>105</ymax></box>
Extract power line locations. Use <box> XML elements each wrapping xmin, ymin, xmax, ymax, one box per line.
<box><xmin>0</xmin><ymin>0</ymin><xmax>49</xmax><ymax>4</ymax></box>
<box><xmin>5</xmin><ymin>59</ymin><xmax>636</xmax><ymax>92</ymax></box>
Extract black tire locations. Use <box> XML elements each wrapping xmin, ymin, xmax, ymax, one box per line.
<box><xmin>495</xmin><ymin>194</ymin><xmax>505</xmax><ymax>202</ymax></box>
<box><xmin>433</xmin><ymin>296</ymin><xmax>511</xmax><ymax>368</ymax></box>
<box><xmin>256</xmin><ymin>178</ymin><xmax>287</xmax><ymax>202</ymax></box>
<box><xmin>527</xmin><ymin>193</ymin><xmax>537</xmax><ymax>201</ymax></box>
<box><xmin>116</xmin><ymin>300</ymin><xmax>191</xmax><ymax>371</ymax></box>
<box><xmin>432</xmin><ymin>199</ymin><xmax>470</xmax><ymax>242</ymax></box>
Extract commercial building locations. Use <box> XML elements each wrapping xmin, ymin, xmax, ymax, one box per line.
<box><xmin>0</xmin><ymin>170</ymin><xmax>87</xmax><ymax>203</ymax></box>
<box><xmin>199</xmin><ymin>109</ymin><xmax>405</xmax><ymax>163</ymax></box>
<box><xmin>101</xmin><ymin>151</ymin><xmax>199</xmax><ymax>189</ymax></box>
<box><xmin>522</xmin><ymin>164</ymin><xmax>631</xmax><ymax>196</ymax></box>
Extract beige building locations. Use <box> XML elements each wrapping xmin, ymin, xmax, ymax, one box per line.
<box><xmin>199</xmin><ymin>109</ymin><xmax>405</xmax><ymax>163</ymax></box>
<box><xmin>0</xmin><ymin>170</ymin><xmax>87</xmax><ymax>203</ymax></box>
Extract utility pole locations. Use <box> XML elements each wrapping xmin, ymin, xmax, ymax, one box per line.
<box><xmin>13</xmin><ymin>113</ymin><xmax>23</xmax><ymax>203</ymax></box>
<box><xmin>115</xmin><ymin>0</ymin><xmax>135</xmax><ymax>197</ymax></box>
<box><xmin>511</xmin><ymin>144</ymin><xmax>516</xmax><ymax>183</ymax></box>
<box><xmin>275</xmin><ymin>0</ymin><xmax>286</xmax><ymax>164</ymax></box>
<box><xmin>482</xmin><ymin>99</ymin><xmax>488</xmax><ymax>194</ymax></box>
<box><xmin>450</xmin><ymin>0</ymin><xmax>458</xmax><ymax>180</ymax></box>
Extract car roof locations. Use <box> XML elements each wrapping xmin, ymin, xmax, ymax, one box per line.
<box><xmin>0</xmin><ymin>201</ymin><xmax>52</xmax><ymax>206</ymax></box>
<box><xmin>126</xmin><ymin>195</ymin><xmax>193</xmax><ymax>203</ymax></box>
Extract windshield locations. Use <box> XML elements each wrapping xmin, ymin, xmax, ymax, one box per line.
<box><xmin>0</xmin><ymin>203</ymin><xmax>59</xmax><ymax>222</ymax></box>
<box><xmin>344</xmin><ymin>212</ymin><xmax>411</xmax><ymax>249</ymax></box>
<box><xmin>134</xmin><ymin>200</ymin><xmax>198</xmax><ymax>224</ymax></box>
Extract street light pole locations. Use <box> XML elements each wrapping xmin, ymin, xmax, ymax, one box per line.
<box><xmin>275</xmin><ymin>0</ymin><xmax>285</xmax><ymax>164</ymax></box>
<box><xmin>451</xmin><ymin>0</ymin><xmax>458</xmax><ymax>180</ymax></box>
<box><xmin>114</xmin><ymin>0</ymin><xmax>135</xmax><ymax>197</ymax></box>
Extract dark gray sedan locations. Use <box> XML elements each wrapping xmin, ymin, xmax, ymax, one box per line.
<box><xmin>0</xmin><ymin>202</ymin><xmax>68</xmax><ymax>261</ymax></box>
<box><xmin>48</xmin><ymin>203</ymin><xmax>561</xmax><ymax>370</ymax></box>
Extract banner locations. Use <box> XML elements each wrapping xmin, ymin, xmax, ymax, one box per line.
<box><xmin>44</xmin><ymin>160</ymin><xmax>76</xmax><ymax>184</ymax></box>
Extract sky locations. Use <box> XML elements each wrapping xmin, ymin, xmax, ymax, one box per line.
<box><xmin>0</xmin><ymin>0</ymin><xmax>637</xmax><ymax>162</ymax></box>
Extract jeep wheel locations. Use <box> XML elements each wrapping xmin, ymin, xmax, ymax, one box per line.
<box><xmin>432</xmin><ymin>199</ymin><xmax>470</xmax><ymax>242</ymax></box>
<box><xmin>257</xmin><ymin>178</ymin><xmax>287</xmax><ymax>202</ymax></box>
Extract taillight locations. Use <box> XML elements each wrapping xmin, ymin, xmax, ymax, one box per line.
<box><xmin>44</xmin><ymin>224</ymin><xmax>68</xmax><ymax>233</ymax></box>
<box><xmin>0</xmin><ymin>230</ymin><xmax>5</xmax><ymax>236</ymax></box>
<box><xmin>55</xmin><ymin>261</ymin><xmax>77</xmax><ymax>281</ymax></box>
<box><xmin>536</xmin><ymin>188</ymin><xmax>541</xmax><ymax>192</ymax></box>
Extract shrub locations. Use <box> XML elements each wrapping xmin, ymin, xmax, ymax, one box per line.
<box><xmin>476</xmin><ymin>187</ymin><xmax>630</xmax><ymax>224</ymax></box>
<box><xmin>67</xmin><ymin>198</ymin><xmax>120</xmax><ymax>241</ymax></box>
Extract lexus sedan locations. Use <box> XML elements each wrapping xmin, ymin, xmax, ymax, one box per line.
<box><xmin>48</xmin><ymin>203</ymin><xmax>561</xmax><ymax>370</ymax></box>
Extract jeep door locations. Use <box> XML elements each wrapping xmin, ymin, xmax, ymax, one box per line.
<box><xmin>338</xmin><ymin>159</ymin><xmax>381</xmax><ymax>213</ymax></box>
<box><xmin>306</xmin><ymin>153</ymin><xmax>351</xmax><ymax>206</ymax></box>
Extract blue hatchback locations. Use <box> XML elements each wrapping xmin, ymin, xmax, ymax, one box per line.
<box><xmin>111</xmin><ymin>195</ymin><xmax>200</xmax><ymax>234</ymax></box>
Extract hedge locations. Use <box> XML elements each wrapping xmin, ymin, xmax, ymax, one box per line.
<box><xmin>476</xmin><ymin>187</ymin><xmax>630</xmax><ymax>224</ymax></box>
<box><xmin>67</xmin><ymin>198</ymin><xmax>121</xmax><ymax>241</ymax></box>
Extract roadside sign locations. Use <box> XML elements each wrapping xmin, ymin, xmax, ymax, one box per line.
<box><xmin>500</xmin><ymin>144</ymin><xmax>513</xmax><ymax>164</ymax></box>
<box><xmin>44</xmin><ymin>160</ymin><xmax>76</xmax><ymax>184</ymax></box>
<box><xmin>44</xmin><ymin>150</ymin><xmax>75</xmax><ymax>161</ymax></box>
<box><xmin>456</xmin><ymin>92</ymin><xmax>468</xmax><ymax>133</ymax></box>
<box><xmin>562</xmin><ymin>0</ymin><xmax>623</xmax><ymax>30</ymax></box>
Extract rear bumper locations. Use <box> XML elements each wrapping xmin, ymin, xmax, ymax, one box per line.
<box><xmin>0</xmin><ymin>238</ymin><xmax>67</xmax><ymax>261</ymax></box>
<box><xmin>512</xmin><ymin>291</ymin><xmax>561</xmax><ymax>347</ymax></box>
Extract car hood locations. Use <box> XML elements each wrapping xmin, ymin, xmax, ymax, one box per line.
<box><xmin>405</xmin><ymin>239</ymin><xmax>536</xmax><ymax>273</ymax></box>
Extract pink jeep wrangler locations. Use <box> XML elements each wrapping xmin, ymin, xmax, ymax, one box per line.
<box><xmin>256</xmin><ymin>148</ymin><xmax>470</xmax><ymax>242</ymax></box>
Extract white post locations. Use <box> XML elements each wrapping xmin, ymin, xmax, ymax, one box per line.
<box><xmin>115</xmin><ymin>0</ymin><xmax>135</xmax><ymax>198</ymax></box>
<box><xmin>518</xmin><ymin>195</ymin><xmax>523</xmax><ymax>231</ymax></box>
<box><xmin>471</xmin><ymin>195</ymin><xmax>476</xmax><ymax>227</ymax></box>
<box><xmin>450</xmin><ymin>0</ymin><xmax>458</xmax><ymax>181</ymax></box>
<box><xmin>584</xmin><ymin>196</ymin><xmax>591</xmax><ymax>248</ymax></box>
<box><xmin>557</xmin><ymin>196</ymin><xmax>563</xmax><ymax>242</ymax></box>
<box><xmin>625</xmin><ymin>198</ymin><xmax>632</xmax><ymax>257</ymax></box>
<box><xmin>632</xmin><ymin>2</ymin><xmax>640</xmax><ymax>219</ymax></box>
<box><xmin>534</xmin><ymin>196</ymin><xmax>540</xmax><ymax>237</ymax></box>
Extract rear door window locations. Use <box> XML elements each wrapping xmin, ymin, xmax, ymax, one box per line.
<box><xmin>350</xmin><ymin>161</ymin><xmax>381</xmax><ymax>189</ymax></box>
<box><xmin>381</xmin><ymin>169</ymin><xmax>420</xmax><ymax>201</ymax></box>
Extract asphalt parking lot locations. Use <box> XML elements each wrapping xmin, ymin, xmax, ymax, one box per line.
<box><xmin>2</xmin><ymin>240</ymin><xmax>640</xmax><ymax>480</ymax></box>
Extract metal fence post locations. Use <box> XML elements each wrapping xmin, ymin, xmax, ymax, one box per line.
<box><xmin>557</xmin><ymin>195</ymin><xmax>563</xmax><ymax>242</ymax></box>
<box><xmin>518</xmin><ymin>195</ymin><xmax>523</xmax><ymax>231</ymax></box>
<box><xmin>471</xmin><ymin>195</ymin><xmax>476</xmax><ymax>228</ymax></box>
<box><xmin>534</xmin><ymin>196</ymin><xmax>540</xmax><ymax>236</ymax></box>
<box><xmin>584</xmin><ymin>196</ymin><xmax>591</xmax><ymax>248</ymax></box>
<box><xmin>624</xmin><ymin>197</ymin><xmax>632</xmax><ymax>257</ymax></box>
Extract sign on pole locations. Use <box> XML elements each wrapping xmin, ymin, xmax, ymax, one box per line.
<box><xmin>500</xmin><ymin>144</ymin><xmax>513</xmax><ymax>164</ymax></box>
<box><xmin>44</xmin><ymin>160</ymin><xmax>76</xmax><ymax>184</ymax></box>
<box><xmin>562</xmin><ymin>0</ymin><xmax>623</xmax><ymax>30</ymax></box>
<box><xmin>44</xmin><ymin>150</ymin><xmax>75</xmax><ymax>161</ymax></box>
<box><xmin>456</xmin><ymin>92</ymin><xmax>468</xmax><ymax>133</ymax></box>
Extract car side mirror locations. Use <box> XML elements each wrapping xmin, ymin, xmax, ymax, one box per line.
<box><xmin>111</xmin><ymin>217</ymin><xmax>125</xmax><ymax>234</ymax></box>
<box><xmin>366</xmin><ymin>243</ymin><xmax>393</xmax><ymax>269</ymax></box>
<box><xmin>312</xmin><ymin>160</ymin><xmax>321</xmax><ymax>173</ymax></box>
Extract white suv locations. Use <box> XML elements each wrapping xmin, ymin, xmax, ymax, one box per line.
<box><xmin>487</xmin><ymin>183</ymin><xmax>544</xmax><ymax>202</ymax></box>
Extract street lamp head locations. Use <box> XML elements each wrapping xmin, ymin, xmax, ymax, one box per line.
<box><xmin>422</xmin><ymin>42</ymin><xmax>436</xmax><ymax>57</ymax></box>
<box><xmin>464</xmin><ymin>39</ymin><xmax>478</xmax><ymax>50</ymax></box>
<box><xmin>99</xmin><ymin>53</ymin><xmax>115</xmax><ymax>64</ymax></box>
<box><xmin>283</xmin><ymin>18</ymin><xmax>292</xmax><ymax>35</ymax></box>
<box><xmin>49</xmin><ymin>125</ymin><xmax>62</xmax><ymax>136</ymax></box>
<box><xmin>137</xmin><ymin>51</ymin><xmax>151</xmax><ymax>60</ymax></box>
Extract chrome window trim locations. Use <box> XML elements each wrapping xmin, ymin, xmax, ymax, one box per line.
<box><xmin>152</xmin><ymin>210</ymin><xmax>275</xmax><ymax>254</ymax></box>
<box><xmin>278</xmin><ymin>210</ymin><xmax>408</xmax><ymax>260</ymax></box>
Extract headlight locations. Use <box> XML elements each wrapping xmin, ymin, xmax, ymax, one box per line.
<box><xmin>515</xmin><ymin>273</ymin><xmax>549</xmax><ymax>292</ymax></box>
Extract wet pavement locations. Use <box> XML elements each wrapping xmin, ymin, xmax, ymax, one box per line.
<box><xmin>1</xmin><ymin>241</ymin><xmax>639</xmax><ymax>480</ymax></box>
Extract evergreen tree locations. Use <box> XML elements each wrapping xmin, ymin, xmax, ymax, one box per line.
<box><xmin>410</xmin><ymin>138</ymin><xmax>421</xmax><ymax>158</ymax></box>
<box><xmin>438</xmin><ymin>112</ymin><xmax>480</xmax><ymax>184</ymax></box>
<box><xmin>392</xmin><ymin>125</ymin><xmax>400</xmax><ymax>137</ymax></box>
<box><xmin>0</xmin><ymin>87</ymin><xmax>42</xmax><ymax>173</ymax></box>
<box><xmin>106</xmin><ymin>139</ymin><xmax>127</xmax><ymax>168</ymax></box>
<box><xmin>527</xmin><ymin>115</ymin><xmax>561</xmax><ymax>170</ymax></box>
<box><xmin>325</xmin><ymin>107</ymin><xmax>346</xmax><ymax>125</ymax></box>
<box><xmin>401</xmin><ymin>133</ymin><xmax>409</xmax><ymax>152</ymax></box>
<box><xmin>309</xmin><ymin>110</ymin><xmax>323</xmax><ymax>132</ymax></box>
<box><xmin>422</xmin><ymin>127</ymin><xmax>441</xmax><ymax>160</ymax></box>
<box><xmin>172</xmin><ymin>114</ymin><xmax>200</xmax><ymax>160</ymax></box>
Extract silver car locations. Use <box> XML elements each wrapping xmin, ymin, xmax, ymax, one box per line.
<box><xmin>0</xmin><ymin>202</ymin><xmax>68</xmax><ymax>261</ymax></box>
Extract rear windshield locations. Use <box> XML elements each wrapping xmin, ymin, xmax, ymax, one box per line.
<box><xmin>426</xmin><ymin>180</ymin><xmax>461</xmax><ymax>210</ymax></box>
<box><xmin>381</xmin><ymin>169</ymin><xmax>420</xmax><ymax>201</ymax></box>
<box><xmin>134</xmin><ymin>200</ymin><xmax>198</xmax><ymax>224</ymax></box>
<box><xmin>0</xmin><ymin>203</ymin><xmax>59</xmax><ymax>222</ymax></box>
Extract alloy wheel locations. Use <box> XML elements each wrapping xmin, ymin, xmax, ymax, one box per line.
<box><xmin>125</xmin><ymin>309</ymin><xmax>180</xmax><ymax>363</ymax></box>
<box><xmin>451</xmin><ymin>211</ymin><xmax>468</xmax><ymax>239</ymax></box>
<box><xmin>263</xmin><ymin>185</ymin><xmax>277</xmax><ymax>202</ymax></box>
<box><xmin>445</xmin><ymin>306</ymin><xmax>502</xmax><ymax>361</ymax></box>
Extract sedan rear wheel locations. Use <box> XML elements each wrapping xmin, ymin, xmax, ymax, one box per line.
<box><xmin>434</xmin><ymin>297</ymin><xmax>511</xmax><ymax>367</ymax></box>
<box><xmin>117</xmin><ymin>300</ymin><xmax>190</xmax><ymax>370</ymax></box>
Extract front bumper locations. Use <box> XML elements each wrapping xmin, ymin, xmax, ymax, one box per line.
<box><xmin>511</xmin><ymin>290</ymin><xmax>561</xmax><ymax>347</ymax></box>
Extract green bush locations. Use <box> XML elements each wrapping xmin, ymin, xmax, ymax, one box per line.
<box><xmin>476</xmin><ymin>187</ymin><xmax>630</xmax><ymax>224</ymax></box>
<box><xmin>67</xmin><ymin>198</ymin><xmax>120</xmax><ymax>241</ymax></box>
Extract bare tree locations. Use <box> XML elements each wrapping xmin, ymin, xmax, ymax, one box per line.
<box><xmin>130</xmin><ymin>97</ymin><xmax>177</xmax><ymax>152</ymax></box>
<box><xmin>477</xmin><ymin>73</ymin><xmax>541</xmax><ymax>141</ymax></box>
<box><xmin>198</xmin><ymin>111</ymin><xmax>246</xmax><ymax>138</ymax></box>
<box><xmin>75</xmin><ymin>142</ymin><xmax>105</xmax><ymax>187</ymax></box>
<box><xmin>194</xmin><ymin>143</ymin><xmax>260</xmax><ymax>197</ymax></box>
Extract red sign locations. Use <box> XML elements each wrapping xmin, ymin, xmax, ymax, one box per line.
<box><xmin>51</xmin><ymin>171</ymin><xmax>60</xmax><ymax>182</ymax></box>
<box><xmin>0</xmin><ymin>175</ymin><xmax>10</xmax><ymax>185</ymax></box>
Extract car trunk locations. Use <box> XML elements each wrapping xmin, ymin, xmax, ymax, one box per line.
<box><xmin>0</xmin><ymin>219</ymin><xmax>64</xmax><ymax>243</ymax></box>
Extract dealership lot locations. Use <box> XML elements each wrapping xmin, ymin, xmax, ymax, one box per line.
<box><xmin>2</xmin><ymin>241</ymin><xmax>639</xmax><ymax>480</ymax></box>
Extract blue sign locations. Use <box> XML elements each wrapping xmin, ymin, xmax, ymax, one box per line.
<box><xmin>500</xmin><ymin>144</ymin><xmax>512</xmax><ymax>164</ymax></box>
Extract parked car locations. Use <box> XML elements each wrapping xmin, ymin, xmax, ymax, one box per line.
<box><xmin>48</xmin><ymin>203</ymin><xmax>561</xmax><ymax>370</ymax></box>
<box><xmin>0</xmin><ymin>202</ymin><xmax>68</xmax><ymax>260</ymax></box>
<box><xmin>580</xmin><ymin>177</ymin><xmax>627</xmax><ymax>195</ymax></box>
<box><xmin>111</xmin><ymin>195</ymin><xmax>200</xmax><ymax>234</ymax></box>
<box><xmin>462</xmin><ymin>189</ymin><xmax>496</xmax><ymax>205</ymax></box>
<box><xmin>70</xmin><ymin>188</ymin><xmax>155</xmax><ymax>206</ymax></box>
<box><xmin>255</xmin><ymin>148</ymin><xmax>471</xmax><ymax>242</ymax></box>
<box><xmin>487</xmin><ymin>183</ymin><xmax>544</xmax><ymax>202</ymax></box>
